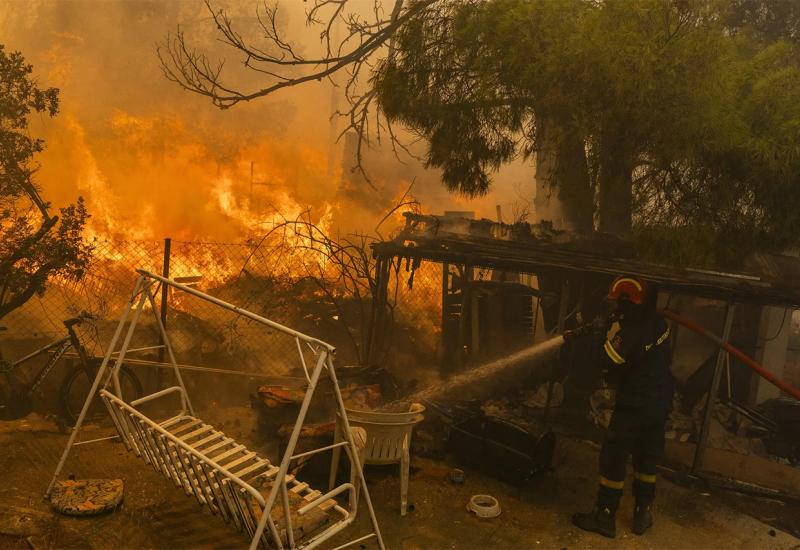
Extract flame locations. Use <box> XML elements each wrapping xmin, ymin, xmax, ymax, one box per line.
<box><xmin>37</xmin><ymin>106</ymin><xmax>341</xmax><ymax>243</ymax></box>
<box><xmin>0</xmin><ymin>1</ymin><xmax>524</xmax><ymax>360</ymax></box>
<box><xmin>30</xmin><ymin>101</ymin><xmax>352</xmax><ymax>326</ymax></box>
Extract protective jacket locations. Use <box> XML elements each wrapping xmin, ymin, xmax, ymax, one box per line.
<box><xmin>602</xmin><ymin>313</ymin><xmax>673</xmax><ymax>414</ymax></box>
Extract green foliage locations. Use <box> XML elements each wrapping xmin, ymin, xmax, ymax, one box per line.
<box><xmin>376</xmin><ymin>0</ymin><xmax>530</xmax><ymax>196</ymax></box>
<box><xmin>375</xmin><ymin>0</ymin><xmax>596</xmax><ymax>196</ymax></box>
<box><xmin>0</xmin><ymin>45</ymin><xmax>92</xmax><ymax>320</ymax></box>
<box><xmin>0</xmin><ymin>45</ymin><xmax>58</xmax><ymax>206</ymax></box>
<box><xmin>375</xmin><ymin>0</ymin><xmax>800</xmax><ymax>265</ymax></box>
<box><xmin>723</xmin><ymin>0</ymin><xmax>800</xmax><ymax>44</ymax></box>
<box><xmin>635</xmin><ymin>37</ymin><xmax>800</xmax><ymax>265</ymax></box>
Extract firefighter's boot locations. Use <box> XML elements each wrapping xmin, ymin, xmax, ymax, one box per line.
<box><xmin>572</xmin><ymin>507</ymin><xmax>616</xmax><ymax>539</ymax></box>
<box><xmin>633</xmin><ymin>503</ymin><xmax>653</xmax><ymax>535</ymax></box>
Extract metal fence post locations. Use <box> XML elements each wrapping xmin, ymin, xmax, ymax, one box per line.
<box><xmin>365</xmin><ymin>257</ymin><xmax>385</xmax><ymax>367</ymax></box>
<box><xmin>157</xmin><ymin>238</ymin><xmax>171</xmax><ymax>387</ymax></box>
<box><xmin>692</xmin><ymin>302</ymin><xmax>735</xmax><ymax>474</ymax></box>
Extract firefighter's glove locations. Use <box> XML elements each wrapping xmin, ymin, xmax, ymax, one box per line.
<box><xmin>563</xmin><ymin>325</ymin><xmax>588</xmax><ymax>342</ymax></box>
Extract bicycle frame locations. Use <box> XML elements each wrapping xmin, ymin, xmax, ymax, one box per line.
<box><xmin>5</xmin><ymin>337</ymin><xmax>72</xmax><ymax>396</ymax></box>
<box><xmin>2</xmin><ymin>320</ymin><xmax>92</xmax><ymax>399</ymax></box>
<box><xmin>33</xmin><ymin>340</ymin><xmax>74</xmax><ymax>394</ymax></box>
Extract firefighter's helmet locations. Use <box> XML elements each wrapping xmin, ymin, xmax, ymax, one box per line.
<box><xmin>608</xmin><ymin>276</ymin><xmax>648</xmax><ymax>305</ymax></box>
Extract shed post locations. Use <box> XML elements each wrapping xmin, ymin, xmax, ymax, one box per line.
<box><xmin>692</xmin><ymin>302</ymin><xmax>735</xmax><ymax>474</ymax></box>
<box><xmin>543</xmin><ymin>280</ymin><xmax>569</xmax><ymax>425</ymax></box>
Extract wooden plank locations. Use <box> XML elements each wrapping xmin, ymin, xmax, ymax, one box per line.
<box><xmin>202</xmin><ymin>437</ymin><xmax>234</xmax><ymax>456</ymax></box>
<box><xmin>193</xmin><ymin>431</ymin><xmax>225</xmax><ymax>449</ymax></box>
<box><xmin>212</xmin><ymin>444</ymin><xmax>247</xmax><ymax>464</ymax></box>
<box><xmin>158</xmin><ymin>414</ymin><xmax>192</xmax><ymax>429</ymax></box>
<box><xmin>319</xmin><ymin>499</ymin><xmax>337</xmax><ymax>511</ymax></box>
<box><xmin>179</xmin><ymin>425</ymin><xmax>214</xmax><ymax>443</ymax></box>
<box><xmin>246</xmin><ymin>467</ymin><xmax>280</xmax><ymax>488</ymax></box>
<box><xmin>231</xmin><ymin>459</ymin><xmax>271</xmax><ymax>480</ymax></box>
<box><xmin>169</xmin><ymin>419</ymin><xmax>203</xmax><ymax>436</ymax></box>
<box><xmin>220</xmin><ymin>451</ymin><xmax>257</xmax><ymax>471</ymax></box>
<box><xmin>665</xmin><ymin>441</ymin><xmax>800</xmax><ymax>497</ymax></box>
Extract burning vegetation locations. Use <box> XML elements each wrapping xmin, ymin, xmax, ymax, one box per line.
<box><xmin>2</xmin><ymin>1</ymin><xmax>800</xmax><ymax>549</ymax></box>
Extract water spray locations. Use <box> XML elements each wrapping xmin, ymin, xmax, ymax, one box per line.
<box><xmin>405</xmin><ymin>335</ymin><xmax>566</xmax><ymax>405</ymax></box>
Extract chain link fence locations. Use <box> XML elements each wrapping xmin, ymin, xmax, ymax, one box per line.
<box><xmin>387</xmin><ymin>260</ymin><xmax>442</xmax><ymax>363</ymax></box>
<box><xmin>0</xmin><ymin>238</ymin><xmax>443</xmax><ymax>379</ymax></box>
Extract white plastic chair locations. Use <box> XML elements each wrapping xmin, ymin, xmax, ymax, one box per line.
<box><xmin>329</xmin><ymin>403</ymin><xmax>425</xmax><ymax>516</ymax></box>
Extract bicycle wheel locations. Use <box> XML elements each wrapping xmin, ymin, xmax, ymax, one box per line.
<box><xmin>0</xmin><ymin>371</ymin><xmax>33</xmax><ymax>420</ymax></box>
<box><xmin>60</xmin><ymin>364</ymin><xmax>143</xmax><ymax>425</ymax></box>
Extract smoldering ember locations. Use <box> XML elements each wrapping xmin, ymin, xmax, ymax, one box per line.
<box><xmin>2</xmin><ymin>2</ymin><xmax>800</xmax><ymax>549</ymax></box>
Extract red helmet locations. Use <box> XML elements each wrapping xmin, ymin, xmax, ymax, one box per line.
<box><xmin>608</xmin><ymin>276</ymin><xmax>648</xmax><ymax>305</ymax></box>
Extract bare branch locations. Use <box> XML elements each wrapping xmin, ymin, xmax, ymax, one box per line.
<box><xmin>159</xmin><ymin>0</ymin><xmax>438</xmax><ymax>179</ymax></box>
<box><xmin>375</xmin><ymin>178</ymin><xmax>419</xmax><ymax>239</ymax></box>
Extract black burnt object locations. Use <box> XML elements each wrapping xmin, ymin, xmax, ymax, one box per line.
<box><xmin>447</xmin><ymin>414</ymin><xmax>555</xmax><ymax>486</ymax></box>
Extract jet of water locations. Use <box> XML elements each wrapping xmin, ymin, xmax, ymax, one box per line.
<box><xmin>407</xmin><ymin>335</ymin><xmax>565</xmax><ymax>405</ymax></box>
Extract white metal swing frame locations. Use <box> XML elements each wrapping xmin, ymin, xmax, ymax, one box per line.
<box><xmin>45</xmin><ymin>269</ymin><xmax>385</xmax><ymax>550</ymax></box>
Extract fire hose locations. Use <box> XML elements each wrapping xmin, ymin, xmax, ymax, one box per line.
<box><xmin>659</xmin><ymin>308</ymin><xmax>800</xmax><ymax>402</ymax></box>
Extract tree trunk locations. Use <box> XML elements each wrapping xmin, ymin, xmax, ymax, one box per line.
<box><xmin>597</xmin><ymin>134</ymin><xmax>633</xmax><ymax>236</ymax></box>
<box><xmin>533</xmin><ymin>117</ymin><xmax>595</xmax><ymax>336</ymax></box>
<box><xmin>533</xmin><ymin>117</ymin><xmax>593</xmax><ymax>232</ymax></box>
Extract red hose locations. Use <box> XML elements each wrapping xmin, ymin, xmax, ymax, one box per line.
<box><xmin>660</xmin><ymin>309</ymin><xmax>800</xmax><ymax>402</ymax></box>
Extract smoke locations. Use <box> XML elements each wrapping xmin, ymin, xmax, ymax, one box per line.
<box><xmin>1</xmin><ymin>0</ymin><xmax>534</xmax><ymax>242</ymax></box>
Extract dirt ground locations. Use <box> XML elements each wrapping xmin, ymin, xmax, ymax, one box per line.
<box><xmin>1</xmin><ymin>407</ymin><xmax>799</xmax><ymax>550</ymax></box>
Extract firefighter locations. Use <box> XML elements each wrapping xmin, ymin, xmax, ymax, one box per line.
<box><xmin>571</xmin><ymin>276</ymin><xmax>673</xmax><ymax>538</ymax></box>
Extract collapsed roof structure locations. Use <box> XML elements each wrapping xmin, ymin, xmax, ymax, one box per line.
<box><xmin>372</xmin><ymin>213</ymin><xmax>800</xmax><ymax>309</ymax></box>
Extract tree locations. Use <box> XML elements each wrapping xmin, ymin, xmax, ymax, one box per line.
<box><xmin>625</xmin><ymin>4</ymin><xmax>800</xmax><ymax>264</ymax></box>
<box><xmin>158</xmin><ymin>0</ymin><xmax>435</xmax><ymax>184</ymax></box>
<box><xmin>160</xmin><ymin>0</ymin><xmax>597</xmax><ymax>230</ymax></box>
<box><xmin>377</xmin><ymin>0</ymin><xmax>800</xmax><ymax>260</ymax></box>
<box><xmin>374</xmin><ymin>0</ymin><xmax>740</xmax><ymax>234</ymax></box>
<box><xmin>0</xmin><ymin>45</ymin><xmax>92</xmax><ymax>321</ymax></box>
<box><xmin>578</xmin><ymin>0</ymin><xmax>733</xmax><ymax>235</ymax></box>
<box><xmin>724</xmin><ymin>0</ymin><xmax>800</xmax><ymax>44</ymax></box>
<box><xmin>373</xmin><ymin>0</ymin><xmax>599</xmax><ymax>229</ymax></box>
<box><xmin>161</xmin><ymin>1</ymin><xmax>800</xmax><ymax>266</ymax></box>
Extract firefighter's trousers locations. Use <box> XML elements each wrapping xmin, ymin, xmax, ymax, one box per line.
<box><xmin>596</xmin><ymin>406</ymin><xmax>666</xmax><ymax>513</ymax></box>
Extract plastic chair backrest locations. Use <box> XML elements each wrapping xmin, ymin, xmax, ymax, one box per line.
<box><xmin>340</xmin><ymin>404</ymin><xmax>424</xmax><ymax>465</ymax></box>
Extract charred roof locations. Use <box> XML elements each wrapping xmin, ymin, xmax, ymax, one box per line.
<box><xmin>372</xmin><ymin>213</ymin><xmax>800</xmax><ymax>308</ymax></box>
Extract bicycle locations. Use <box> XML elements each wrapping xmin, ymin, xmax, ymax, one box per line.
<box><xmin>0</xmin><ymin>314</ymin><xmax>143</xmax><ymax>424</ymax></box>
